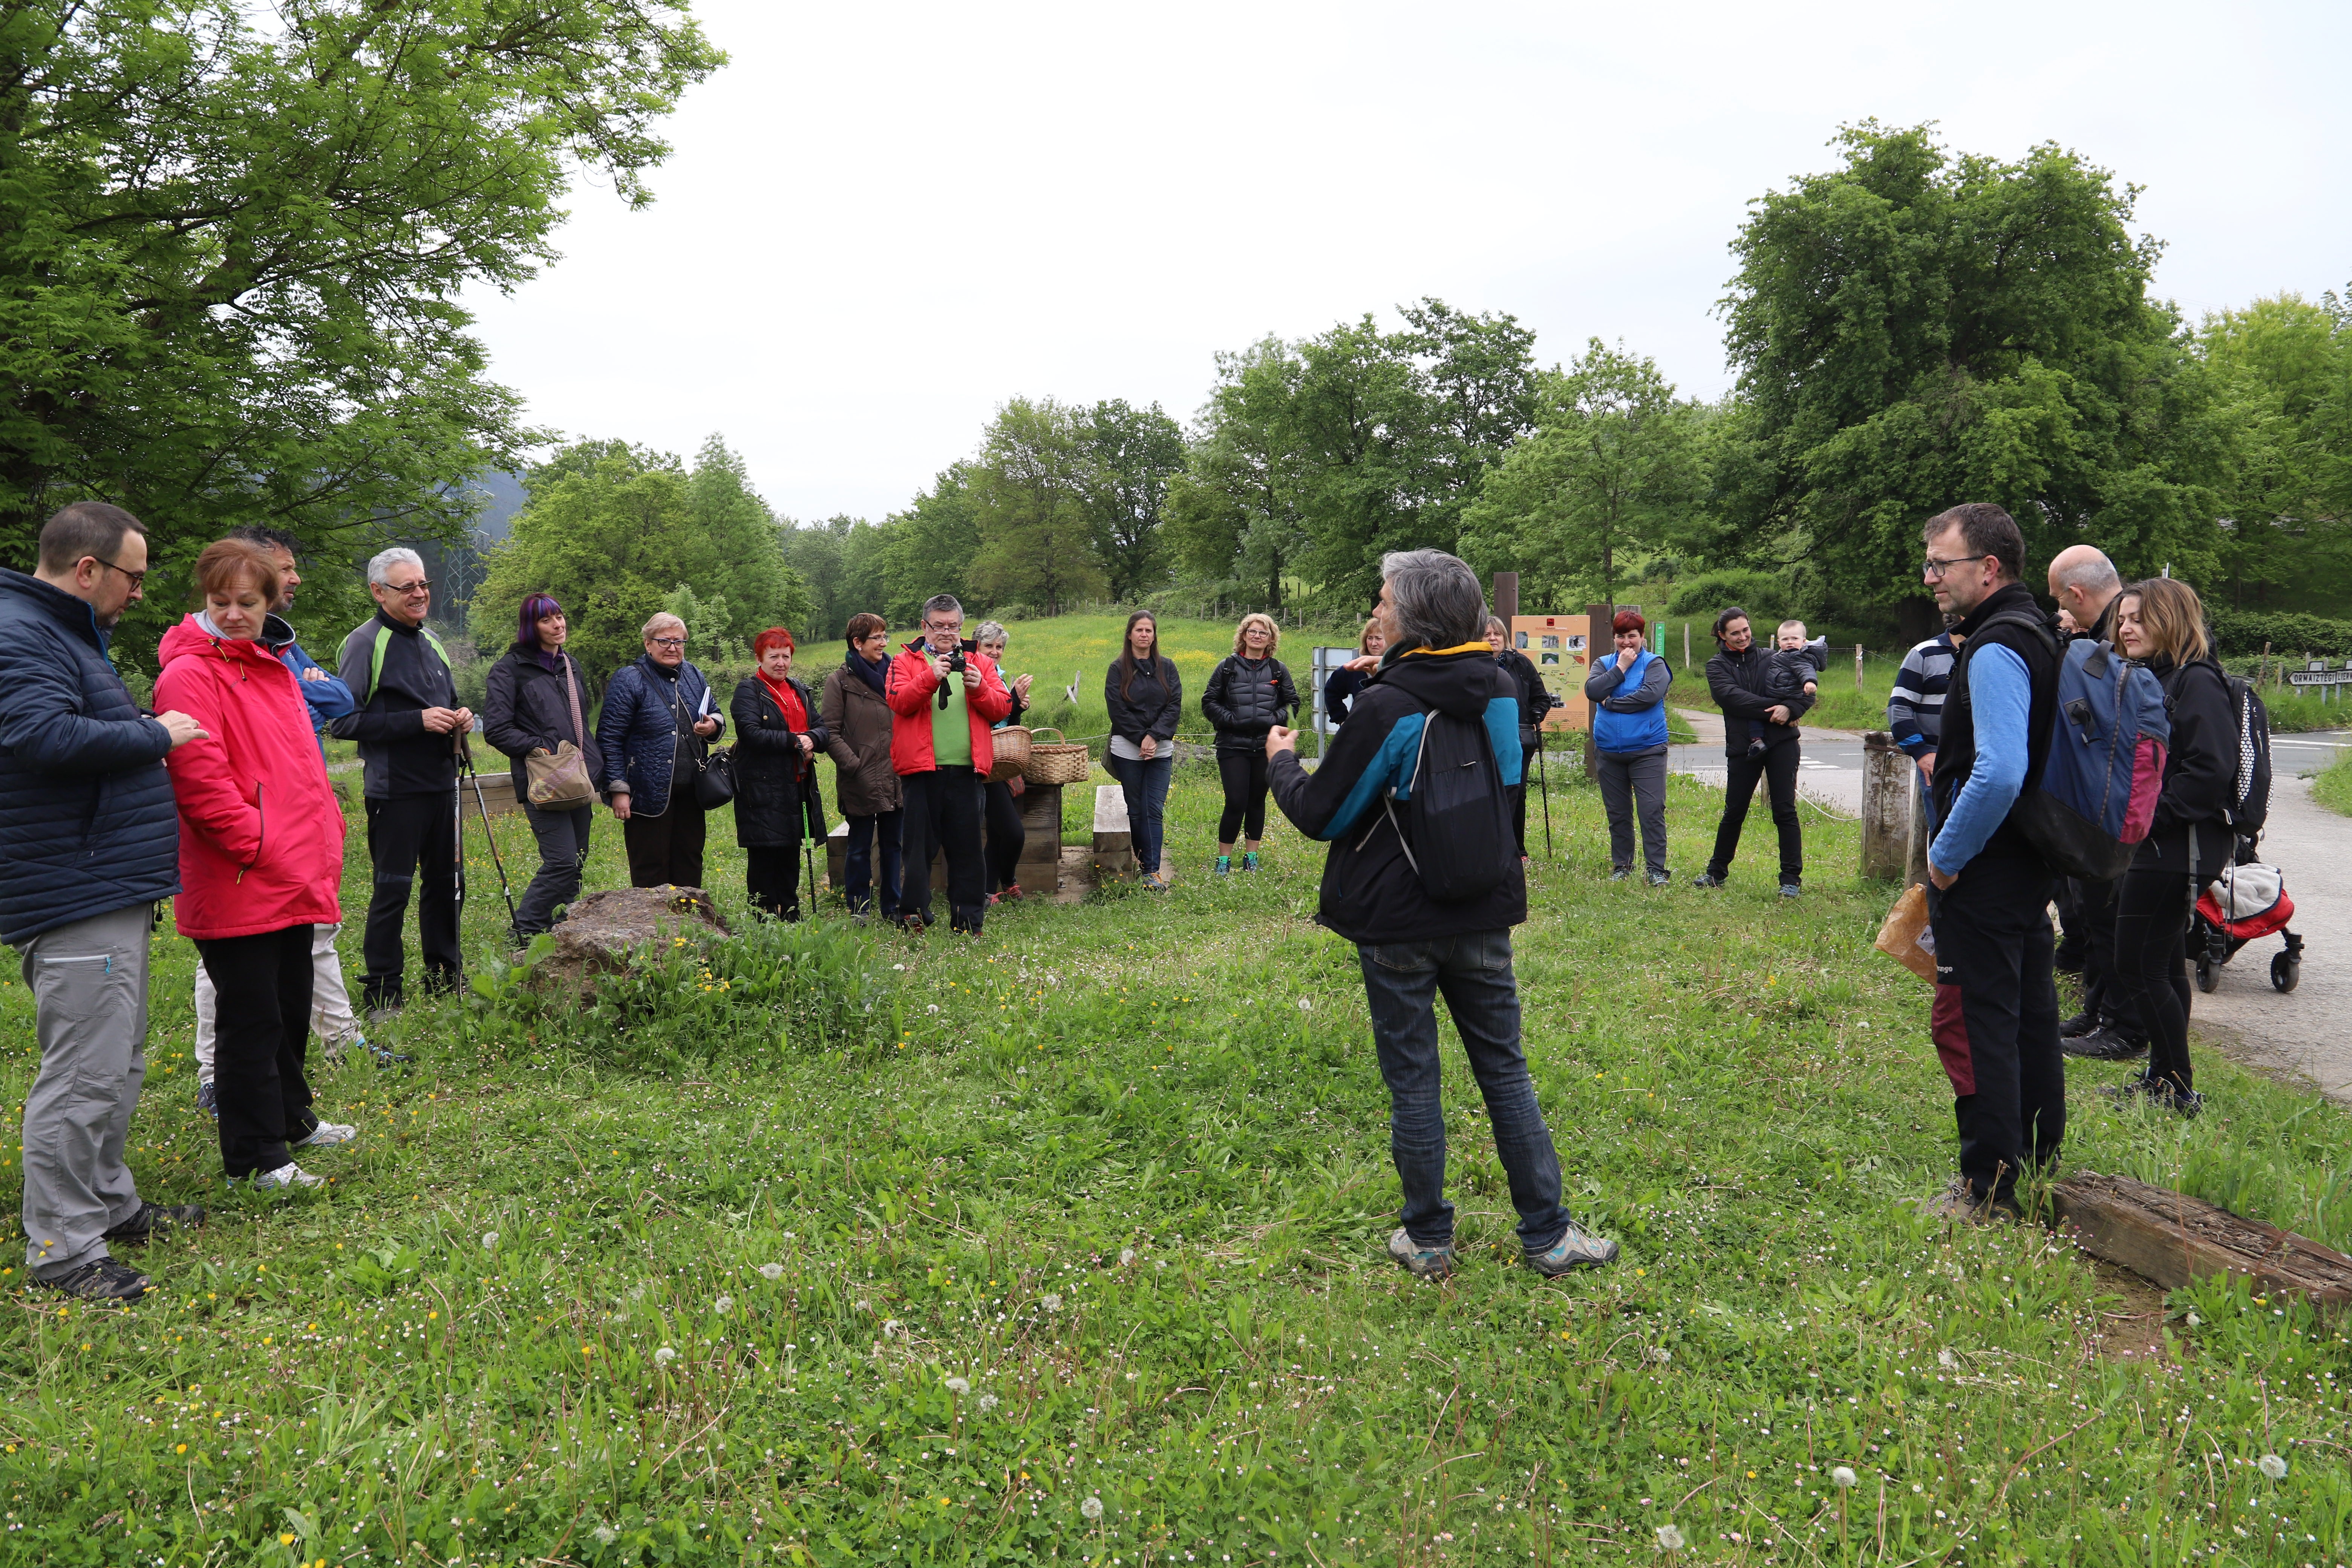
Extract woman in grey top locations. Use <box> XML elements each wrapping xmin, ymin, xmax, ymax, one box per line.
<box><xmin>1583</xmin><ymin>609</ymin><xmax>1674</xmax><ymax>884</ymax></box>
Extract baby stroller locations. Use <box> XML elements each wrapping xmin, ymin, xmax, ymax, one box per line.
<box><xmin>2192</xmin><ymin>844</ymin><xmax>2301</xmax><ymax>994</ymax></box>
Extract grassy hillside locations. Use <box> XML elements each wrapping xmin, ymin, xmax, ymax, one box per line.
<box><xmin>4</xmin><ymin>766</ymin><xmax>2349</xmax><ymax>1563</ymax></box>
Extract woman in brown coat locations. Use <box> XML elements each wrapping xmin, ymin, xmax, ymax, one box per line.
<box><xmin>820</xmin><ymin>613</ymin><xmax>905</xmax><ymax>918</ymax></box>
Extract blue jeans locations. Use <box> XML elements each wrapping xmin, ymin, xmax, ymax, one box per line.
<box><xmin>1357</xmin><ymin>929</ymin><xmax>1568</xmax><ymax>1253</ymax></box>
<box><xmin>1107</xmin><ymin>752</ymin><xmax>1172</xmax><ymax>876</ymax></box>
<box><xmin>843</xmin><ymin>809</ymin><xmax>903</xmax><ymax>917</ymax></box>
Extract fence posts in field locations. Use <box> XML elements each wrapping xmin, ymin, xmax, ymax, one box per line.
<box><xmin>1854</xmin><ymin>643</ymin><xmax>1865</xmax><ymax>692</ymax></box>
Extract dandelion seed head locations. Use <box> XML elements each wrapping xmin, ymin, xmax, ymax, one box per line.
<box><xmin>1655</xmin><ymin>1524</ymin><xmax>1684</xmax><ymax>1550</ymax></box>
<box><xmin>1937</xmin><ymin>1349</ymin><xmax>1957</xmax><ymax>1370</ymax></box>
<box><xmin>2259</xmin><ymin>1454</ymin><xmax>2288</xmax><ymax>1480</ymax></box>
<box><xmin>978</xmin><ymin>1393</ymin><xmax>1000</xmax><ymax>1411</ymax></box>
<box><xmin>1830</xmin><ymin>1466</ymin><xmax>1858</xmax><ymax>1489</ymax></box>
<box><xmin>1080</xmin><ymin>1496</ymin><xmax>1104</xmax><ymax>1521</ymax></box>
<box><xmin>1297</xmin><ymin>997</ymin><xmax>1312</xmax><ymax>1012</ymax></box>
<box><xmin>713</xmin><ymin>1294</ymin><xmax>734</xmax><ymax>1315</ymax></box>
<box><xmin>1119</xmin><ymin>1248</ymin><xmax>1136</xmax><ymax>1266</ymax></box>
<box><xmin>945</xmin><ymin>1376</ymin><xmax>970</xmax><ymax>1396</ymax></box>
<box><xmin>758</xmin><ymin>1262</ymin><xmax>784</xmax><ymax>1280</ymax></box>
<box><xmin>1041</xmin><ymin>1293</ymin><xmax>1062</xmax><ymax>1312</ymax></box>
<box><xmin>480</xmin><ymin>1231</ymin><xmax>498</xmax><ymax>1250</ymax></box>
<box><xmin>654</xmin><ymin>1346</ymin><xmax>677</xmax><ymax>1366</ymax></box>
<box><xmin>591</xmin><ymin>1525</ymin><xmax>619</xmax><ymax>1546</ymax></box>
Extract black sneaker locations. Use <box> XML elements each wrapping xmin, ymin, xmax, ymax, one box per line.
<box><xmin>2064</xmin><ymin>1027</ymin><xmax>2148</xmax><ymax>1062</ymax></box>
<box><xmin>1692</xmin><ymin>871</ymin><xmax>1728</xmax><ymax>889</ymax></box>
<box><xmin>103</xmin><ymin>1203</ymin><xmax>207</xmax><ymax>1245</ymax></box>
<box><xmin>44</xmin><ymin>1257</ymin><xmax>150</xmax><ymax>1301</ymax></box>
<box><xmin>2099</xmin><ymin>1072</ymin><xmax>2156</xmax><ymax>1101</ymax></box>
<box><xmin>194</xmin><ymin>1078</ymin><xmax>219</xmax><ymax>1118</ymax></box>
<box><xmin>2058</xmin><ymin>1011</ymin><xmax>2099</xmax><ymax>1039</ymax></box>
<box><xmin>367</xmin><ymin>1041</ymin><xmax>413</xmax><ymax>1069</ymax></box>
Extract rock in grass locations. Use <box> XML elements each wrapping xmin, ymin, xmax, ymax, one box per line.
<box><xmin>534</xmin><ymin>885</ymin><xmax>729</xmax><ymax>994</ymax></box>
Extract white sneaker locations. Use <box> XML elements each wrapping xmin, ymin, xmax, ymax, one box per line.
<box><xmin>295</xmin><ymin>1121</ymin><xmax>358</xmax><ymax>1148</ymax></box>
<box><xmin>252</xmin><ymin>1163</ymin><xmax>323</xmax><ymax>1191</ymax></box>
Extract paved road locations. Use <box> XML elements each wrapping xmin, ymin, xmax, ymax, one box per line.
<box><xmin>1668</xmin><ymin>710</ymin><xmax>1868</xmax><ymax>816</ymax></box>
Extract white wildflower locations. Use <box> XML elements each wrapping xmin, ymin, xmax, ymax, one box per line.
<box><xmin>1297</xmin><ymin>997</ymin><xmax>1312</xmax><ymax>1012</ymax></box>
<box><xmin>926</xmin><ymin>1003</ymin><xmax>940</xmax><ymax>1014</ymax></box>
<box><xmin>781</xmin><ymin>1231</ymin><xmax>796</xmax><ymax>1240</ymax></box>
<box><xmin>1080</xmin><ymin>1496</ymin><xmax>1104</xmax><ymax>1521</ymax></box>
<box><xmin>714</xmin><ymin>1294</ymin><xmax>734</xmax><ymax>1315</ymax></box>
<box><xmin>882</xmin><ymin>1319</ymin><xmax>902</xmax><ymax>1338</ymax></box>
<box><xmin>944</xmin><ymin>1376</ymin><xmax>970</xmax><ymax>1396</ymax></box>
<box><xmin>1937</xmin><ymin>1349</ymin><xmax>1957</xmax><ymax>1370</ymax></box>
<box><xmin>2185</xmin><ymin>1311</ymin><xmax>2202</xmax><ymax>1327</ymax></box>
<box><xmin>2259</xmin><ymin>1454</ymin><xmax>2288</xmax><ymax>1480</ymax></box>
<box><xmin>590</xmin><ymin>1525</ymin><xmax>619</xmax><ymax>1546</ymax></box>
<box><xmin>1119</xmin><ymin>1248</ymin><xmax>1136</xmax><ymax>1266</ymax></box>
<box><xmin>1655</xmin><ymin>1524</ymin><xmax>1684</xmax><ymax>1551</ymax></box>
<box><xmin>758</xmin><ymin>1262</ymin><xmax>784</xmax><ymax>1280</ymax></box>
<box><xmin>654</xmin><ymin>1346</ymin><xmax>677</xmax><ymax>1366</ymax></box>
<box><xmin>892</xmin><ymin>963</ymin><xmax>905</xmax><ymax>970</ymax></box>
<box><xmin>856</xmin><ymin>1298</ymin><xmax>871</xmax><ymax>1312</ymax></box>
<box><xmin>1830</xmin><ymin>1466</ymin><xmax>1858</xmax><ymax>1489</ymax></box>
<box><xmin>481</xmin><ymin>1231</ymin><xmax>499</xmax><ymax>1251</ymax></box>
<box><xmin>1041</xmin><ymin>1293</ymin><xmax>1062</xmax><ymax>1312</ymax></box>
<box><xmin>978</xmin><ymin>1393</ymin><xmax>1000</xmax><ymax>1412</ymax></box>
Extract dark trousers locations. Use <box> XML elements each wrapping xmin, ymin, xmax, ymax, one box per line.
<box><xmin>746</xmin><ymin>843</ymin><xmax>803</xmax><ymax>922</ymax></box>
<box><xmin>2069</xmin><ymin>874</ymin><xmax>2141</xmax><ymax>1039</ymax></box>
<box><xmin>623</xmin><ymin>798</ymin><xmax>706</xmax><ymax>890</ymax></box>
<box><xmin>843</xmin><ymin>810</ymin><xmax>904</xmax><ymax>917</ymax></box>
<box><xmin>1106</xmin><ymin>752</ymin><xmax>1172</xmax><ymax>875</ymax></box>
<box><xmin>1596</xmin><ymin>749</ymin><xmax>1669</xmax><ymax>875</ymax></box>
<box><xmin>196</xmin><ymin>924</ymin><xmax>317</xmax><ymax>1178</ymax></box>
<box><xmin>900</xmin><ymin>769</ymin><xmax>986</xmax><ymax>932</ymax></box>
<box><xmin>361</xmin><ymin>793</ymin><xmax>462</xmax><ymax>1009</ymax></box>
<box><xmin>983</xmin><ymin>781</ymin><xmax>1026</xmax><ymax>893</ymax></box>
<box><xmin>1707</xmin><ymin>738</ymin><xmax>1803</xmax><ymax>885</ymax></box>
<box><xmin>2113</xmin><ymin>856</ymin><xmax>2220</xmax><ymax>1093</ymax></box>
<box><xmin>1928</xmin><ymin>853</ymin><xmax>2064</xmax><ymax>1204</ymax></box>
<box><xmin>516</xmin><ymin>801</ymin><xmax>594</xmax><ymax>936</ymax></box>
<box><xmin>1216</xmin><ymin>749</ymin><xmax>1269</xmax><ymax>843</ymax></box>
<box><xmin>1356</xmin><ymin>929</ymin><xmax>1570</xmax><ymax>1254</ymax></box>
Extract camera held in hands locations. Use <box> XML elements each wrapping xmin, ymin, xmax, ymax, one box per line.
<box><xmin>937</xmin><ymin>640</ymin><xmax>971</xmax><ymax>708</ymax></box>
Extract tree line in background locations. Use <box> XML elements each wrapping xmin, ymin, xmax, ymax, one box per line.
<box><xmin>2</xmin><ymin>3</ymin><xmax>2345</xmax><ymax>671</ymax></box>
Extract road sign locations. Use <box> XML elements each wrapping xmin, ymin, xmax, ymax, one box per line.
<box><xmin>2286</xmin><ymin>669</ymin><xmax>2352</xmax><ymax>687</ymax></box>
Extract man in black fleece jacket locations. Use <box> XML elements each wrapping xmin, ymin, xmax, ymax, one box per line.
<box><xmin>332</xmin><ymin>548</ymin><xmax>472</xmax><ymax>1011</ymax></box>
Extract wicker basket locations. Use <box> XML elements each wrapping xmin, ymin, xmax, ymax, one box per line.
<box><xmin>986</xmin><ymin>725</ymin><xmax>1032</xmax><ymax>783</ymax></box>
<box><xmin>1023</xmin><ymin>726</ymin><xmax>1092</xmax><ymax>786</ymax></box>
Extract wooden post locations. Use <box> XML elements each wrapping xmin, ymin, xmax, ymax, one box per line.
<box><xmin>1903</xmin><ymin>752</ymin><xmax>1932</xmax><ymax>888</ymax></box>
<box><xmin>1683</xmin><ymin>622</ymin><xmax>1691</xmax><ymax>671</ymax></box>
<box><xmin>1854</xmin><ymin>643</ymin><xmax>1865</xmax><ymax>692</ymax></box>
<box><xmin>1583</xmin><ymin>602</ymin><xmax>1611</xmax><ymax>776</ymax></box>
<box><xmin>2262</xmin><ymin>641</ymin><xmax>2272</xmax><ymax>691</ymax></box>
<box><xmin>1492</xmin><ymin>571</ymin><xmax>1519</xmax><ymax>625</ymax></box>
<box><xmin>1861</xmin><ymin>731</ymin><xmax>1909</xmax><ymax>878</ymax></box>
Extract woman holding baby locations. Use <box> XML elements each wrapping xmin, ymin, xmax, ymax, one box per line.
<box><xmin>1694</xmin><ymin>606</ymin><xmax>1813</xmax><ymax>897</ymax></box>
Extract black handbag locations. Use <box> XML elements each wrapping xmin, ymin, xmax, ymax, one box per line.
<box><xmin>670</xmin><ymin>677</ymin><xmax>736</xmax><ymax>810</ymax></box>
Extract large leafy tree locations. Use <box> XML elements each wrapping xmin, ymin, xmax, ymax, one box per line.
<box><xmin>875</xmin><ymin>462</ymin><xmax>982</xmax><ymax>628</ymax></box>
<box><xmin>1164</xmin><ymin>337</ymin><xmax>1312</xmax><ymax>609</ymax></box>
<box><xmin>1719</xmin><ymin>123</ymin><xmax>2219</xmax><ymax>636</ymax></box>
<box><xmin>0</xmin><ymin>0</ymin><xmax>721</xmax><ymax>657</ymax></box>
<box><xmin>2196</xmin><ymin>293</ymin><xmax>2352</xmax><ymax>611</ymax></box>
<box><xmin>965</xmin><ymin>397</ymin><xmax>1106</xmax><ymax>617</ymax></box>
<box><xmin>1459</xmin><ymin>340</ymin><xmax>1705</xmax><ymax>608</ymax></box>
<box><xmin>472</xmin><ymin>436</ymin><xmax>807</xmax><ymax>680</ymax></box>
<box><xmin>1077</xmin><ymin>398</ymin><xmax>1185</xmax><ymax>600</ymax></box>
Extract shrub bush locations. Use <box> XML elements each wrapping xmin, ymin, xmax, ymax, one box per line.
<box><xmin>1666</xmin><ymin>569</ymin><xmax>1801</xmax><ymax>625</ymax></box>
<box><xmin>2208</xmin><ymin>608</ymin><xmax>2352</xmax><ymax>659</ymax></box>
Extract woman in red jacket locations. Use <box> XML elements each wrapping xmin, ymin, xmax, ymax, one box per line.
<box><xmin>155</xmin><ymin>540</ymin><xmax>357</xmax><ymax>1191</ymax></box>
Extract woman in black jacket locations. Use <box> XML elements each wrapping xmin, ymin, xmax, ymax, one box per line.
<box><xmin>1322</xmin><ymin>617</ymin><xmax>1386</xmax><ymax>725</ymax></box>
<box><xmin>1104</xmin><ymin>611</ymin><xmax>1181</xmax><ymax>890</ymax></box>
<box><xmin>482</xmin><ymin>594</ymin><xmax>605</xmax><ymax>937</ymax></box>
<box><xmin>2109</xmin><ymin>579</ymin><xmax>2234</xmax><ymax>1114</ymax></box>
<box><xmin>730</xmin><ymin>628</ymin><xmax>830</xmax><ymax>920</ymax></box>
<box><xmin>1694</xmin><ymin>605</ymin><xmax>1809</xmax><ymax>894</ymax></box>
<box><xmin>1201</xmin><ymin>613</ymin><xmax>1297</xmax><ymax>874</ymax></box>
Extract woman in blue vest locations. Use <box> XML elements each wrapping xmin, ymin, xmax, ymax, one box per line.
<box><xmin>1583</xmin><ymin>610</ymin><xmax>1674</xmax><ymax>884</ymax></box>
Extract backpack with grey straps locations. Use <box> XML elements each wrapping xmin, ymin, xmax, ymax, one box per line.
<box><xmin>1380</xmin><ymin>708</ymin><xmax>1514</xmax><ymax>903</ymax></box>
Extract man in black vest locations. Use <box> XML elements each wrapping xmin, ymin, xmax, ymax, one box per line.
<box><xmin>332</xmin><ymin>547</ymin><xmax>472</xmax><ymax>1014</ymax></box>
<box><xmin>1918</xmin><ymin>504</ymin><xmax>2063</xmax><ymax>1221</ymax></box>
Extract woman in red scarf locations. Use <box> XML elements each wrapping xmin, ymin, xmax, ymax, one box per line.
<box><xmin>730</xmin><ymin>628</ymin><xmax>830</xmax><ymax>919</ymax></box>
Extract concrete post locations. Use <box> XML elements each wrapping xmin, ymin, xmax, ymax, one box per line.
<box><xmin>1903</xmin><ymin>757</ymin><xmax>1932</xmax><ymax>888</ymax></box>
<box><xmin>1861</xmin><ymin>729</ymin><xmax>1909</xmax><ymax>879</ymax></box>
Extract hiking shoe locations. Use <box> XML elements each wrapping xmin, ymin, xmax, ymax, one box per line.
<box><xmin>1142</xmin><ymin>873</ymin><xmax>1170</xmax><ymax>892</ymax></box>
<box><xmin>1240</xmin><ymin>852</ymin><xmax>1260</xmax><ymax>873</ymax></box>
<box><xmin>2150</xmin><ymin>1082</ymin><xmax>2204</xmax><ymax>1118</ymax></box>
<box><xmin>1526</xmin><ymin>1223</ymin><xmax>1619</xmax><ymax>1275</ymax></box>
<box><xmin>1647</xmin><ymin>870</ymin><xmax>1672</xmax><ymax>887</ymax></box>
<box><xmin>2063</xmin><ymin>1027</ymin><xmax>2147</xmax><ymax>1062</ymax></box>
<box><xmin>1917</xmin><ymin>1177</ymin><xmax>2021</xmax><ymax>1224</ymax></box>
<box><xmin>322</xmin><ymin>1032</ymin><xmax>369</xmax><ymax>1064</ymax></box>
<box><xmin>2058</xmin><ymin>1011</ymin><xmax>2099</xmax><ymax>1039</ymax></box>
<box><xmin>1692</xmin><ymin>872</ymin><xmax>1728</xmax><ymax>889</ymax></box>
<box><xmin>1609</xmin><ymin>867</ymin><xmax>1632</xmax><ymax>883</ymax></box>
<box><xmin>103</xmin><ymin>1202</ymin><xmax>206</xmax><ymax>1245</ymax></box>
<box><xmin>998</xmin><ymin>883</ymin><xmax>1025</xmax><ymax>902</ymax></box>
<box><xmin>250</xmin><ymin>1163</ymin><xmax>324</xmax><ymax>1191</ymax></box>
<box><xmin>1214</xmin><ymin>856</ymin><xmax>1231</xmax><ymax>876</ymax></box>
<box><xmin>44</xmin><ymin>1258</ymin><xmax>149</xmax><ymax>1302</ymax></box>
<box><xmin>1386</xmin><ymin>1227</ymin><xmax>1456</xmax><ymax>1281</ymax></box>
<box><xmin>194</xmin><ymin>1079</ymin><xmax>218</xmax><ymax>1118</ymax></box>
<box><xmin>295</xmin><ymin>1121</ymin><xmax>357</xmax><ymax>1148</ymax></box>
<box><xmin>1779</xmin><ymin>884</ymin><xmax>1802</xmax><ymax>899</ymax></box>
<box><xmin>2100</xmin><ymin>1073</ymin><xmax>2155</xmax><ymax>1102</ymax></box>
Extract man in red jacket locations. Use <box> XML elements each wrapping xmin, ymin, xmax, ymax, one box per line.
<box><xmin>885</xmin><ymin>594</ymin><xmax>1012</xmax><ymax>933</ymax></box>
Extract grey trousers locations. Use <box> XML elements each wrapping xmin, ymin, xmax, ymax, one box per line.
<box><xmin>16</xmin><ymin>903</ymin><xmax>151</xmax><ymax>1280</ymax></box>
<box><xmin>1596</xmin><ymin>749</ymin><xmax>1669</xmax><ymax>875</ymax></box>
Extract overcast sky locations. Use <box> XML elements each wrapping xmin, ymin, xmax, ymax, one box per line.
<box><xmin>464</xmin><ymin>0</ymin><xmax>2352</xmax><ymax>526</ymax></box>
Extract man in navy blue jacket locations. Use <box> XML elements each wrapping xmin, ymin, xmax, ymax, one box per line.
<box><xmin>1268</xmin><ymin>549</ymin><xmax>1616</xmax><ymax>1284</ymax></box>
<box><xmin>0</xmin><ymin>504</ymin><xmax>208</xmax><ymax>1301</ymax></box>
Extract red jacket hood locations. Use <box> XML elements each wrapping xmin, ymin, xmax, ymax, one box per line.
<box><xmin>154</xmin><ymin>613</ymin><xmax>346</xmax><ymax>939</ymax></box>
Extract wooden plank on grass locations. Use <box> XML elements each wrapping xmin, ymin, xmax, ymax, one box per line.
<box><xmin>2052</xmin><ymin>1171</ymin><xmax>2352</xmax><ymax>1305</ymax></box>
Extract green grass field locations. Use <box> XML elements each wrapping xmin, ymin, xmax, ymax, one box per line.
<box><xmin>5</xmin><ymin>761</ymin><xmax>2349</xmax><ymax>1565</ymax></box>
<box><xmin>2315</xmin><ymin>748</ymin><xmax>2352</xmax><ymax>817</ymax></box>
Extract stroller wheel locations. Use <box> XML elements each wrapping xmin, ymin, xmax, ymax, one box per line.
<box><xmin>2271</xmin><ymin>952</ymin><xmax>2300</xmax><ymax>994</ymax></box>
<box><xmin>2195</xmin><ymin>958</ymin><xmax>2219</xmax><ymax>994</ymax></box>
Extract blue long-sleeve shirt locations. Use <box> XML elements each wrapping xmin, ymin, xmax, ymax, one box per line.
<box><xmin>1928</xmin><ymin>643</ymin><xmax>2028</xmax><ymax>878</ymax></box>
<box><xmin>279</xmin><ymin>637</ymin><xmax>354</xmax><ymax>756</ymax></box>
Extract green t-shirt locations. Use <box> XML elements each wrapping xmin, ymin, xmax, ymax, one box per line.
<box><xmin>931</xmin><ymin>672</ymin><xmax>972</xmax><ymax>769</ymax></box>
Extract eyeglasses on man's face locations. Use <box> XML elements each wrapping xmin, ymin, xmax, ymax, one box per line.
<box><xmin>384</xmin><ymin>577</ymin><xmax>431</xmax><ymax>597</ymax></box>
<box><xmin>1921</xmin><ymin>554</ymin><xmax>1990</xmax><ymax>581</ymax></box>
<box><xmin>922</xmin><ymin>619</ymin><xmax>960</xmax><ymax>634</ymax></box>
<box><xmin>649</xmin><ymin>636</ymin><xmax>687</xmax><ymax>649</ymax></box>
<box><xmin>89</xmin><ymin>556</ymin><xmax>146</xmax><ymax>591</ymax></box>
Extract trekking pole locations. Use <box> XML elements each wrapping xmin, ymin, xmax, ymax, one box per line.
<box><xmin>1537</xmin><ymin>732</ymin><xmax>1553</xmax><ymax>858</ymax></box>
<box><xmin>451</xmin><ymin>731</ymin><xmax>468</xmax><ymax>918</ymax></box>
<box><xmin>457</xmin><ymin>734</ymin><xmax>521</xmax><ymax>941</ymax></box>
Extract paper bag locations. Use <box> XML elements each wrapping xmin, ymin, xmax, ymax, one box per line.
<box><xmin>1873</xmin><ymin>883</ymin><xmax>1938</xmax><ymax>983</ymax></box>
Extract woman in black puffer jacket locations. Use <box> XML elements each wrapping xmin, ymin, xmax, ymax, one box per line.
<box><xmin>729</xmin><ymin>628</ymin><xmax>830</xmax><ymax>921</ymax></box>
<box><xmin>1200</xmin><ymin>612</ymin><xmax>1298</xmax><ymax>874</ymax></box>
<box><xmin>482</xmin><ymin>594</ymin><xmax>605</xmax><ymax>937</ymax></box>
<box><xmin>2109</xmin><ymin>578</ymin><xmax>2235</xmax><ymax>1115</ymax></box>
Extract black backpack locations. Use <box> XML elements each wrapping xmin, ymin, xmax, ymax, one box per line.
<box><xmin>1383</xmin><ymin>708</ymin><xmax>1513</xmax><ymax>903</ymax></box>
<box><xmin>2222</xmin><ymin>672</ymin><xmax>2273</xmax><ymax>836</ymax></box>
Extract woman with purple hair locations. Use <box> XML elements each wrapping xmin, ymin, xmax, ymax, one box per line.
<box><xmin>482</xmin><ymin>593</ymin><xmax>606</xmax><ymax>938</ymax></box>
